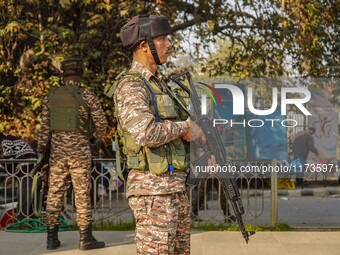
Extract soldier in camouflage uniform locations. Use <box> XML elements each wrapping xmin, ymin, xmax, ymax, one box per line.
<box><xmin>107</xmin><ymin>15</ymin><xmax>207</xmax><ymax>255</ymax></box>
<box><xmin>37</xmin><ymin>58</ymin><xmax>108</xmax><ymax>251</ymax></box>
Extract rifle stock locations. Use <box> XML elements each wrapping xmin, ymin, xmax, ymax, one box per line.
<box><xmin>32</xmin><ymin>135</ymin><xmax>51</xmax><ymax>179</ymax></box>
<box><xmin>171</xmin><ymin>72</ymin><xmax>255</xmax><ymax>243</ymax></box>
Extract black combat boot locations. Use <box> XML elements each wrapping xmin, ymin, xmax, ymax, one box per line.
<box><xmin>46</xmin><ymin>226</ymin><xmax>61</xmax><ymax>250</ymax></box>
<box><xmin>79</xmin><ymin>224</ymin><xmax>105</xmax><ymax>250</ymax></box>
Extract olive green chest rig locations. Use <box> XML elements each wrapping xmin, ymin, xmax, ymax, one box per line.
<box><xmin>105</xmin><ymin>71</ymin><xmax>190</xmax><ymax>175</ymax></box>
<box><xmin>49</xmin><ymin>84</ymin><xmax>91</xmax><ymax>138</ymax></box>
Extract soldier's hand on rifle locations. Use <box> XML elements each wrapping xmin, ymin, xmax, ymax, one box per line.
<box><xmin>41</xmin><ymin>164</ymin><xmax>49</xmax><ymax>172</ymax></box>
<box><xmin>182</xmin><ymin>119</ymin><xmax>206</xmax><ymax>144</ymax></box>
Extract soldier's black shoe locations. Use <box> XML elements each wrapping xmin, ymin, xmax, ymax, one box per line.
<box><xmin>46</xmin><ymin>226</ymin><xmax>61</xmax><ymax>250</ymax></box>
<box><xmin>79</xmin><ymin>225</ymin><xmax>105</xmax><ymax>250</ymax></box>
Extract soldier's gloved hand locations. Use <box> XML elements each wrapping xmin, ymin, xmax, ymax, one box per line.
<box><xmin>182</xmin><ymin>119</ymin><xmax>206</xmax><ymax>144</ymax></box>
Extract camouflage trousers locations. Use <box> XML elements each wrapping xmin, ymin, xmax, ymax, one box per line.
<box><xmin>45</xmin><ymin>154</ymin><xmax>93</xmax><ymax>228</ymax></box>
<box><xmin>129</xmin><ymin>192</ymin><xmax>190</xmax><ymax>255</ymax></box>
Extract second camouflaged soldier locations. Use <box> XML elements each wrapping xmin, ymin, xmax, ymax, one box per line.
<box><xmin>106</xmin><ymin>15</ymin><xmax>206</xmax><ymax>254</ymax></box>
<box><xmin>37</xmin><ymin>58</ymin><xmax>108</xmax><ymax>250</ymax></box>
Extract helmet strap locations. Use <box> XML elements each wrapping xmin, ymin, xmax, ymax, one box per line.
<box><xmin>146</xmin><ymin>37</ymin><xmax>161</xmax><ymax>65</ymax></box>
<box><xmin>138</xmin><ymin>15</ymin><xmax>162</xmax><ymax>65</ymax></box>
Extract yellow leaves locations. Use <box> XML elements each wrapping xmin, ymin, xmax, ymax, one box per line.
<box><xmin>301</xmin><ymin>60</ymin><xmax>311</xmax><ymax>72</ymax></box>
<box><xmin>120</xmin><ymin>9</ymin><xmax>128</xmax><ymax>17</ymax></box>
<box><xmin>5</xmin><ymin>21</ymin><xmax>20</xmax><ymax>34</ymax></box>
<box><xmin>97</xmin><ymin>1</ymin><xmax>113</xmax><ymax>12</ymax></box>
<box><xmin>29</xmin><ymin>97</ymin><xmax>42</xmax><ymax>111</ymax></box>
<box><xmin>207</xmin><ymin>20</ymin><xmax>215</xmax><ymax>32</ymax></box>
<box><xmin>0</xmin><ymin>118</ymin><xmax>36</xmax><ymax>141</ymax></box>
<box><xmin>87</xmin><ymin>14</ymin><xmax>104</xmax><ymax>27</ymax></box>
<box><xmin>312</xmin><ymin>36</ymin><xmax>319</xmax><ymax>49</ymax></box>
<box><xmin>0</xmin><ymin>120</ymin><xmax>12</xmax><ymax>133</ymax></box>
<box><xmin>59</xmin><ymin>0</ymin><xmax>71</xmax><ymax>9</ymax></box>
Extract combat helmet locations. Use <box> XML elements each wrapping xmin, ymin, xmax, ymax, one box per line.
<box><xmin>120</xmin><ymin>14</ymin><xmax>171</xmax><ymax>65</ymax></box>
<box><xmin>60</xmin><ymin>58</ymin><xmax>83</xmax><ymax>77</ymax></box>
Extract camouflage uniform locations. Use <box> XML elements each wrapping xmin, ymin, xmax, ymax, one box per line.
<box><xmin>115</xmin><ymin>61</ymin><xmax>190</xmax><ymax>255</ymax></box>
<box><xmin>38</xmin><ymin>80</ymin><xmax>108</xmax><ymax>228</ymax></box>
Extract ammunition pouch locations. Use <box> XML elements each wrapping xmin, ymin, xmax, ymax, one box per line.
<box><xmin>107</xmin><ymin>71</ymin><xmax>190</xmax><ymax>175</ymax></box>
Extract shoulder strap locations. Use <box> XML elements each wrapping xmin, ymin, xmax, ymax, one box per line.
<box><xmin>163</xmin><ymin>83</ymin><xmax>190</xmax><ymax>117</ymax></box>
<box><xmin>107</xmin><ymin>71</ymin><xmax>161</xmax><ymax>122</ymax></box>
<box><xmin>140</xmin><ymin>77</ymin><xmax>161</xmax><ymax>123</ymax></box>
<box><xmin>127</xmin><ymin>72</ymin><xmax>161</xmax><ymax>122</ymax></box>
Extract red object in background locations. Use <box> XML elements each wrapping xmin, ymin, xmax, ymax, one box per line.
<box><xmin>0</xmin><ymin>208</ymin><xmax>17</xmax><ymax>227</ymax></box>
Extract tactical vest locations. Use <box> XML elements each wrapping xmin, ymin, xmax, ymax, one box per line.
<box><xmin>49</xmin><ymin>84</ymin><xmax>92</xmax><ymax>138</ymax></box>
<box><xmin>105</xmin><ymin>71</ymin><xmax>190</xmax><ymax>175</ymax></box>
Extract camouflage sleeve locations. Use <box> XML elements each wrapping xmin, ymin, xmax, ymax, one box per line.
<box><xmin>82</xmin><ymin>89</ymin><xmax>108</xmax><ymax>139</ymax></box>
<box><xmin>37</xmin><ymin>95</ymin><xmax>50</xmax><ymax>152</ymax></box>
<box><xmin>115</xmin><ymin>80</ymin><xmax>188</xmax><ymax>147</ymax></box>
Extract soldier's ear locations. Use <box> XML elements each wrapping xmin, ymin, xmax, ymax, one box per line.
<box><xmin>139</xmin><ymin>41</ymin><xmax>148</xmax><ymax>52</ymax></box>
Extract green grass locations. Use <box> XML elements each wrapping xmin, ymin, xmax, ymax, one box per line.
<box><xmin>89</xmin><ymin>219</ymin><xmax>291</xmax><ymax>232</ymax></box>
<box><xmin>191</xmin><ymin>222</ymin><xmax>292</xmax><ymax>232</ymax></box>
<box><xmin>92</xmin><ymin>219</ymin><xmax>136</xmax><ymax>231</ymax></box>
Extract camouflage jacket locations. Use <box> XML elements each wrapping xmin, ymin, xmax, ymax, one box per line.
<box><xmin>114</xmin><ymin>61</ymin><xmax>188</xmax><ymax>197</ymax></box>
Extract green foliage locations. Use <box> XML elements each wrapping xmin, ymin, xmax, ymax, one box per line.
<box><xmin>200</xmin><ymin>1</ymin><xmax>339</xmax><ymax>79</ymax></box>
<box><xmin>0</xmin><ymin>0</ymin><xmax>338</xmax><ymax>141</ymax></box>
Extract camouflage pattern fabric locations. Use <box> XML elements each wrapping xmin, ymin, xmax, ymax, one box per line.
<box><xmin>114</xmin><ymin>61</ymin><xmax>190</xmax><ymax>254</ymax></box>
<box><xmin>129</xmin><ymin>192</ymin><xmax>190</xmax><ymax>255</ymax></box>
<box><xmin>115</xmin><ymin>61</ymin><xmax>188</xmax><ymax>198</ymax></box>
<box><xmin>126</xmin><ymin>170</ymin><xmax>187</xmax><ymax>197</ymax></box>
<box><xmin>37</xmin><ymin>81</ymin><xmax>108</xmax><ymax>228</ymax></box>
<box><xmin>114</xmin><ymin>61</ymin><xmax>188</xmax><ymax>149</ymax></box>
<box><xmin>46</xmin><ymin>144</ymin><xmax>92</xmax><ymax>227</ymax></box>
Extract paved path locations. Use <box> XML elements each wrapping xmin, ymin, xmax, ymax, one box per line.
<box><xmin>1</xmin><ymin>230</ymin><xmax>340</xmax><ymax>255</ymax></box>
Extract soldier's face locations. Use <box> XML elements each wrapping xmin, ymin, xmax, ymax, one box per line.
<box><xmin>152</xmin><ymin>35</ymin><xmax>172</xmax><ymax>64</ymax></box>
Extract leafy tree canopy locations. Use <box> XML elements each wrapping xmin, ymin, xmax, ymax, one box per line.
<box><xmin>0</xmin><ymin>0</ymin><xmax>338</xmax><ymax>142</ymax></box>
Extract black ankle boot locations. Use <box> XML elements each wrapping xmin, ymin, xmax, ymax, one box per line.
<box><xmin>46</xmin><ymin>226</ymin><xmax>61</xmax><ymax>250</ymax></box>
<box><xmin>79</xmin><ymin>224</ymin><xmax>105</xmax><ymax>250</ymax></box>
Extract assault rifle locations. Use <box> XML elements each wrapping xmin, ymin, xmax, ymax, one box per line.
<box><xmin>32</xmin><ymin>135</ymin><xmax>51</xmax><ymax>177</ymax></box>
<box><xmin>171</xmin><ymin>72</ymin><xmax>255</xmax><ymax>243</ymax></box>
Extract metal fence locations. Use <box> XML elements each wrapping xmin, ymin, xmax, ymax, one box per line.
<box><xmin>3</xmin><ymin>158</ymin><xmax>339</xmax><ymax>229</ymax></box>
<box><xmin>0</xmin><ymin>158</ymin><xmax>280</xmax><ymax>228</ymax></box>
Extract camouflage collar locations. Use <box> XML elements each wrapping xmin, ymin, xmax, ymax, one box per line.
<box><xmin>131</xmin><ymin>61</ymin><xmax>162</xmax><ymax>82</ymax></box>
